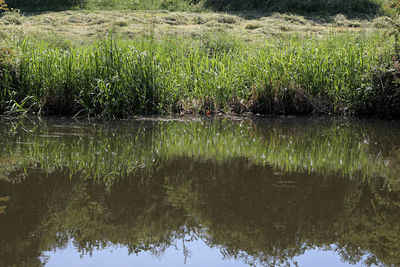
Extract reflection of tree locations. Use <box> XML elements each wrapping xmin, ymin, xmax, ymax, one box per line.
<box><xmin>0</xmin><ymin>171</ymin><xmax>75</xmax><ymax>267</ymax></box>
<box><xmin>1</xmin><ymin>158</ymin><xmax>400</xmax><ymax>266</ymax></box>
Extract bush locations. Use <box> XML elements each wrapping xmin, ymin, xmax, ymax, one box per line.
<box><xmin>359</xmin><ymin>0</ymin><xmax>400</xmax><ymax>117</ymax></box>
<box><xmin>0</xmin><ymin>0</ymin><xmax>8</xmax><ymax>12</ymax></box>
<box><xmin>6</xmin><ymin>0</ymin><xmax>88</xmax><ymax>11</ymax></box>
<box><xmin>203</xmin><ymin>0</ymin><xmax>382</xmax><ymax>16</ymax></box>
<box><xmin>357</xmin><ymin>56</ymin><xmax>400</xmax><ymax>117</ymax></box>
<box><xmin>3</xmin><ymin>0</ymin><xmax>385</xmax><ymax>15</ymax></box>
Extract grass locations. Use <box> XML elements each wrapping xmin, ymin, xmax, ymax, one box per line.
<box><xmin>0</xmin><ymin>28</ymin><xmax>395</xmax><ymax>117</ymax></box>
<box><xmin>0</xmin><ymin>3</ymin><xmax>398</xmax><ymax>118</ymax></box>
<box><xmin>0</xmin><ymin>10</ymin><xmax>387</xmax><ymax>44</ymax></box>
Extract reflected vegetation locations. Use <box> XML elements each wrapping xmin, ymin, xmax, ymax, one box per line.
<box><xmin>0</xmin><ymin>117</ymin><xmax>400</xmax><ymax>266</ymax></box>
<box><xmin>0</xmin><ymin>117</ymin><xmax>400</xmax><ymax>183</ymax></box>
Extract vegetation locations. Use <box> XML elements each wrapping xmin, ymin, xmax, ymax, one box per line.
<box><xmin>0</xmin><ymin>0</ymin><xmax>7</xmax><ymax>12</ymax></box>
<box><xmin>0</xmin><ymin>2</ymin><xmax>399</xmax><ymax>266</ymax></box>
<box><xmin>0</xmin><ymin>32</ymin><xmax>396</xmax><ymax>117</ymax></box>
<box><xmin>363</xmin><ymin>0</ymin><xmax>400</xmax><ymax>117</ymax></box>
<box><xmin>5</xmin><ymin>0</ymin><xmax>386</xmax><ymax>16</ymax></box>
<box><xmin>0</xmin><ymin>0</ymin><xmax>399</xmax><ymax>117</ymax></box>
<box><xmin>1</xmin><ymin>118</ymin><xmax>399</xmax><ymax>184</ymax></box>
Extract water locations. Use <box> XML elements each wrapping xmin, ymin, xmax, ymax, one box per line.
<box><xmin>0</xmin><ymin>116</ymin><xmax>399</xmax><ymax>267</ymax></box>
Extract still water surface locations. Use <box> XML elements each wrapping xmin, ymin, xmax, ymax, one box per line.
<box><xmin>0</xmin><ymin>117</ymin><xmax>399</xmax><ymax>266</ymax></box>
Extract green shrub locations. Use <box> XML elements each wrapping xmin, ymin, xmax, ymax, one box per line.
<box><xmin>203</xmin><ymin>0</ymin><xmax>383</xmax><ymax>16</ymax></box>
<box><xmin>0</xmin><ymin>0</ymin><xmax>8</xmax><ymax>12</ymax></box>
<box><xmin>6</xmin><ymin>0</ymin><xmax>88</xmax><ymax>11</ymax></box>
<box><xmin>4</xmin><ymin>0</ymin><xmax>385</xmax><ymax>15</ymax></box>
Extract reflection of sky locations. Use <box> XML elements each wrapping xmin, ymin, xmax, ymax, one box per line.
<box><xmin>43</xmin><ymin>238</ymin><xmax>371</xmax><ymax>267</ymax></box>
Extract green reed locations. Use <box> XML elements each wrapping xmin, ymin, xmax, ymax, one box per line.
<box><xmin>1</xmin><ymin>31</ymin><xmax>393</xmax><ymax>117</ymax></box>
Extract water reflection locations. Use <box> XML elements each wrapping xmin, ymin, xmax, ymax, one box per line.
<box><xmin>1</xmin><ymin>117</ymin><xmax>399</xmax><ymax>184</ymax></box>
<box><xmin>0</xmin><ymin>117</ymin><xmax>399</xmax><ymax>266</ymax></box>
<box><xmin>42</xmin><ymin>240</ymin><xmax>369</xmax><ymax>267</ymax></box>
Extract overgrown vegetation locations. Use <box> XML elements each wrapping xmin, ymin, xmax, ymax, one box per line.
<box><xmin>0</xmin><ymin>0</ymin><xmax>7</xmax><ymax>12</ymax></box>
<box><xmin>0</xmin><ymin>32</ymin><xmax>396</xmax><ymax>117</ymax></box>
<box><xmin>6</xmin><ymin>0</ymin><xmax>87</xmax><ymax>11</ymax></box>
<box><xmin>5</xmin><ymin>0</ymin><xmax>197</xmax><ymax>12</ymax></box>
<box><xmin>362</xmin><ymin>0</ymin><xmax>400</xmax><ymax>117</ymax></box>
<box><xmin>202</xmin><ymin>0</ymin><xmax>384</xmax><ymax>16</ymax></box>
<box><xmin>0</xmin><ymin>0</ymin><xmax>399</xmax><ymax>118</ymax></box>
<box><xmin>4</xmin><ymin>0</ymin><xmax>387</xmax><ymax>16</ymax></box>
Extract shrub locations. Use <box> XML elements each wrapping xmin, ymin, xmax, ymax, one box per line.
<box><xmin>203</xmin><ymin>0</ymin><xmax>382</xmax><ymax>16</ymax></box>
<box><xmin>6</xmin><ymin>0</ymin><xmax>88</xmax><ymax>11</ymax></box>
<box><xmin>0</xmin><ymin>0</ymin><xmax>8</xmax><ymax>12</ymax></box>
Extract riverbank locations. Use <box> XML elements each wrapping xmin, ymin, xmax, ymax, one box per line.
<box><xmin>0</xmin><ymin>9</ymin><xmax>399</xmax><ymax>118</ymax></box>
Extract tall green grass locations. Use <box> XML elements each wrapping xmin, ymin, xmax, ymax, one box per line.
<box><xmin>0</xmin><ymin>32</ymin><xmax>394</xmax><ymax>117</ymax></box>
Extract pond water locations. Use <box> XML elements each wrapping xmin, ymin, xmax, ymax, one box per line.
<box><xmin>0</xmin><ymin>116</ymin><xmax>399</xmax><ymax>267</ymax></box>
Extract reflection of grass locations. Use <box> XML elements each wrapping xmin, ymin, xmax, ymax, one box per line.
<box><xmin>0</xmin><ymin>118</ymin><xmax>399</xmax><ymax>184</ymax></box>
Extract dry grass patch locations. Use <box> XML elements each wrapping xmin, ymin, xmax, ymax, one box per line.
<box><xmin>0</xmin><ymin>10</ymin><xmax>385</xmax><ymax>45</ymax></box>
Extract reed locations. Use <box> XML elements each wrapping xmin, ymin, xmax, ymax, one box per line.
<box><xmin>0</xmin><ymin>31</ymin><xmax>395</xmax><ymax>117</ymax></box>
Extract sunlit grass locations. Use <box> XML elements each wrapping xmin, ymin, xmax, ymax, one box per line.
<box><xmin>0</xmin><ymin>31</ymin><xmax>393</xmax><ymax>117</ymax></box>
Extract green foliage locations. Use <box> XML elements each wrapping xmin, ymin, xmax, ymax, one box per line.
<box><xmin>204</xmin><ymin>0</ymin><xmax>383</xmax><ymax>16</ymax></box>
<box><xmin>361</xmin><ymin>0</ymin><xmax>400</xmax><ymax>117</ymax></box>
<box><xmin>0</xmin><ymin>32</ymin><xmax>395</xmax><ymax>117</ymax></box>
<box><xmin>0</xmin><ymin>47</ymin><xmax>15</xmax><ymax>69</ymax></box>
<box><xmin>6</xmin><ymin>0</ymin><xmax>88</xmax><ymax>11</ymax></box>
<box><xmin>0</xmin><ymin>47</ymin><xmax>17</xmax><ymax>113</ymax></box>
<box><xmin>6</xmin><ymin>0</ymin><xmax>197</xmax><ymax>11</ymax></box>
<box><xmin>0</xmin><ymin>0</ymin><xmax>8</xmax><ymax>12</ymax></box>
<box><xmin>4</xmin><ymin>0</ymin><xmax>385</xmax><ymax>15</ymax></box>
